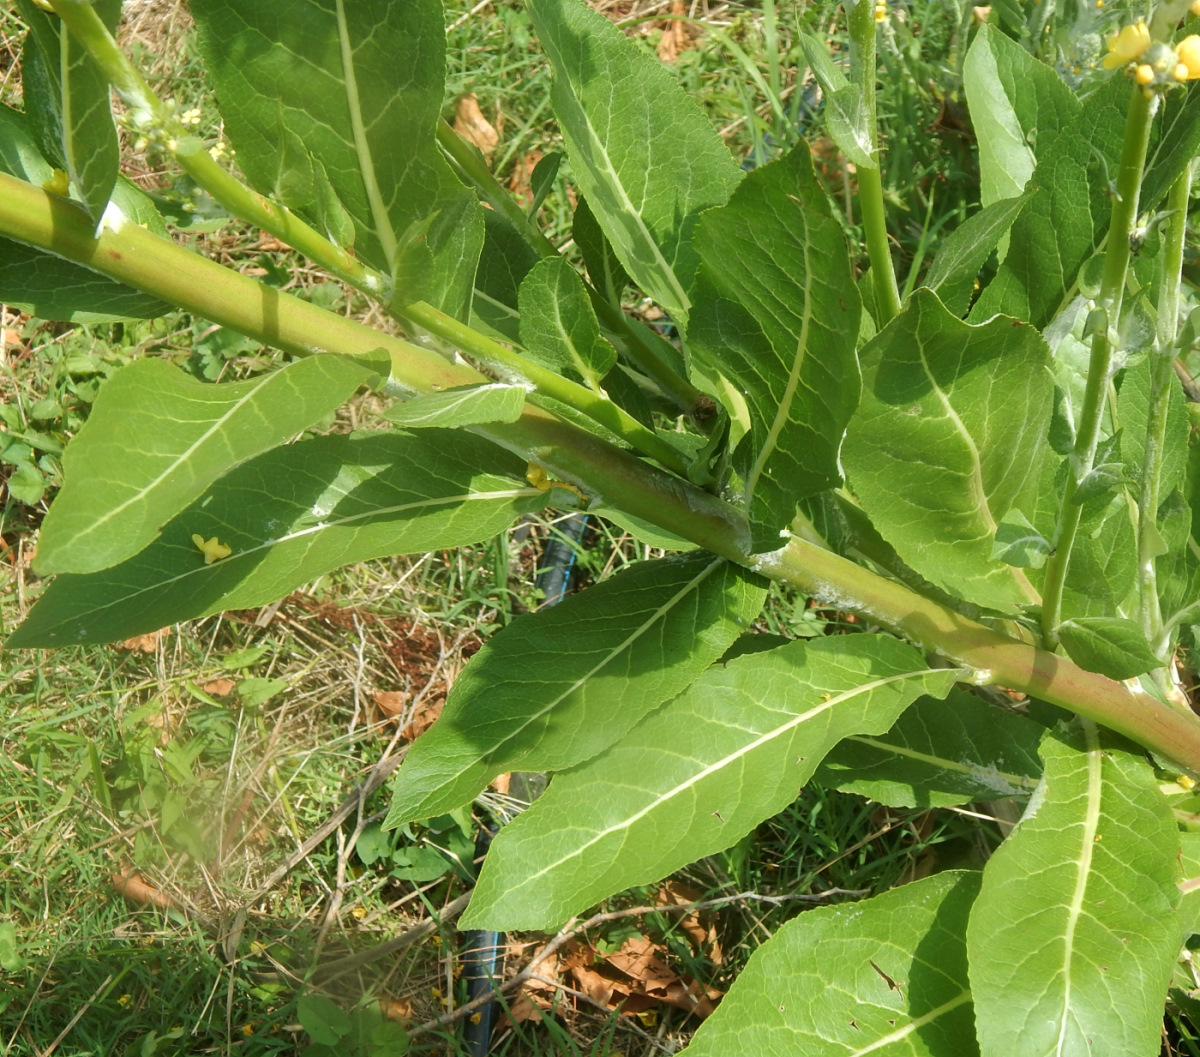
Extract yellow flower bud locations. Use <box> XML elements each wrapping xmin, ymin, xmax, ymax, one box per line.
<box><xmin>1177</xmin><ymin>35</ymin><xmax>1200</xmax><ymax>79</ymax></box>
<box><xmin>1135</xmin><ymin>63</ymin><xmax>1155</xmax><ymax>84</ymax></box>
<box><xmin>1102</xmin><ymin>20</ymin><xmax>1151</xmax><ymax>69</ymax></box>
<box><xmin>1192</xmin><ymin>0</ymin><xmax>1200</xmax><ymax>16</ymax></box>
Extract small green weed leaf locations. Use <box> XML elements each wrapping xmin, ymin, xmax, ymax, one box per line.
<box><xmin>825</xmin><ymin>84</ymin><xmax>876</xmax><ymax>171</ymax></box>
<box><xmin>17</xmin><ymin>0</ymin><xmax>121</xmax><ymax>223</ymax></box>
<box><xmin>528</xmin><ymin>151</ymin><xmax>563</xmax><ymax>215</ymax></box>
<box><xmin>0</xmin><ymin>922</ymin><xmax>22</xmax><ymax>972</ymax></box>
<box><xmin>389</xmin><ymin>844</ymin><xmax>453</xmax><ymax>883</ymax></box>
<box><xmin>0</xmin><ymin>107</ymin><xmax>168</xmax><ymax>322</ymax></box>
<box><xmin>35</xmin><ymin>355</ymin><xmax>376</xmax><ymax>576</ymax></box>
<box><xmin>683</xmin><ymin>871</ymin><xmax>981</xmax><ymax>1057</ymax></box>
<box><xmin>844</xmin><ymin>289</ymin><xmax>1052</xmax><ymax>610</ymax></box>
<box><xmin>236</xmin><ymin>677</ymin><xmax>288</xmax><ymax>708</ymax></box>
<box><xmin>527</xmin><ymin>0</ymin><xmax>742</xmax><ymax>325</ymax></box>
<box><xmin>923</xmin><ymin>192</ymin><xmax>1032</xmax><ymax>317</ymax></box>
<box><xmin>462</xmin><ymin>635</ymin><xmax>958</xmax><ymax>930</ymax></box>
<box><xmin>573</xmin><ymin>196</ymin><xmax>629</xmax><ymax>304</ymax></box>
<box><xmin>968</xmin><ymin>721</ymin><xmax>1181</xmax><ymax>1057</ymax></box>
<box><xmin>297</xmin><ymin>995</ymin><xmax>352</xmax><ymax>1045</ymax></box>
<box><xmin>815</xmin><ymin>687</ymin><xmax>1042</xmax><ymax>808</ymax></box>
<box><xmin>7</xmin><ymin>430</ymin><xmax>548</xmax><ymax>647</ymax></box>
<box><xmin>518</xmin><ymin>256</ymin><xmax>616</xmax><ymax>388</ymax></box>
<box><xmin>354</xmin><ymin>822</ymin><xmax>392</xmax><ymax>867</ymax></box>
<box><xmin>382</xmin><ymin>384</ymin><xmax>526</xmax><ymax>429</ymax></box>
<box><xmin>963</xmin><ymin>25</ymin><xmax>1076</xmax><ymax>215</ymax></box>
<box><xmin>6</xmin><ymin>462</ymin><xmax>46</xmax><ymax>506</ymax></box>
<box><xmin>386</xmin><ymin>554</ymin><xmax>765</xmax><ymax>825</ymax></box>
<box><xmin>690</xmin><ymin>144</ymin><xmax>860</xmax><ymax>551</ymax></box>
<box><xmin>192</xmin><ymin>0</ymin><xmax>483</xmax><ymax>317</ymax></box>
<box><xmin>221</xmin><ymin>645</ymin><xmax>270</xmax><ymax>670</ymax></box>
<box><xmin>1058</xmin><ymin>617</ymin><xmax>1161</xmax><ymax>680</ymax></box>
<box><xmin>1119</xmin><ymin>356</ymin><xmax>1189</xmax><ymax>496</ymax></box>
<box><xmin>971</xmin><ymin>73</ymin><xmax>1129</xmax><ymax>328</ymax></box>
<box><xmin>992</xmin><ymin>508</ymin><xmax>1052</xmax><ymax>569</ymax></box>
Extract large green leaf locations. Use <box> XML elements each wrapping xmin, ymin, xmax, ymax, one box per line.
<box><xmin>1119</xmin><ymin>355</ymin><xmax>1190</xmax><ymax>497</ymax></box>
<box><xmin>526</xmin><ymin>0</ymin><xmax>742</xmax><ymax>325</ymax></box>
<box><xmin>815</xmin><ymin>687</ymin><xmax>1042</xmax><ymax>808</ymax></box>
<box><xmin>1142</xmin><ymin>80</ymin><xmax>1200</xmax><ymax>214</ymax></box>
<box><xmin>7</xmin><ymin>429</ymin><xmax>548</xmax><ymax>647</ymax></box>
<box><xmin>34</xmin><ymin>355</ymin><xmax>381</xmax><ymax>576</ymax></box>
<box><xmin>382</xmin><ymin>383</ymin><xmax>526</xmax><ymax>429</ymax></box>
<box><xmin>517</xmin><ymin>256</ymin><xmax>615</xmax><ymax>389</ymax></box>
<box><xmin>0</xmin><ymin>106</ymin><xmax>168</xmax><ymax>322</ymax></box>
<box><xmin>967</xmin><ymin>721</ymin><xmax>1181</xmax><ymax>1057</ymax></box>
<box><xmin>690</xmin><ymin>145</ymin><xmax>861</xmax><ymax>551</ymax></box>
<box><xmin>191</xmin><ymin>0</ymin><xmax>482</xmax><ymax>317</ymax></box>
<box><xmin>16</xmin><ymin>0</ymin><xmax>121</xmax><ymax>224</ymax></box>
<box><xmin>386</xmin><ymin>554</ymin><xmax>766</xmax><ymax>825</ymax></box>
<box><xmin>971</xmin><ymin>73</ymin><xmax>1129</xmax><ymax>328</ymax></box>
<box><xmin>461</xmin><ymin>635</ymin><xmax>959</xmax><ymax>930</ymax></box>
<box><xmin>962</xmin><ymin>25</ymin><xmax>1077</xmax><ymax>214</ymax></box>
<box><xmin>683</xmin><ymin>871</ymin><xmax>982</xmax><ymax>1057</ymax></box>
<box><xmin>843</xmin><ymin>289</ymin><xmax>1052</xmax><ymax>610</ymax></box>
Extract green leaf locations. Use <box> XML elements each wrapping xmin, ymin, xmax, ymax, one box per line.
<box><xmin>968</xmin><ymin>721</ymin><xmax>1181</xmax><ymax>1057</ymax></box>
<box><xmin>0</xmin><ymin>107</ymin><xmax>168</xmax><ymax>323</ymax></box>
<box><xmin>1180</xmin><ymin>830</ymin><xmax>1200</xmax><ymax>937</ymax></box>
<box><xmin>191</xmin><ymin>0</ymin><xmax>483</xmax><ymax>317</ymax></box>
<box><xmin>7</xmin><ymin>429</ymin><xmax>547</xmax><ymax>647</ymax></box>
<box><xmin>0</xmin><ymin>922</ymin><xmax>23</xmax><ymax>973</ymax></box>
<box><xmin>517</xmin><ymin>256</ymin><xmax>616</xmax><ymax>389</ymax></box>
<box><xmin>971</xmin><ymin>73</ymin><xmax>1129</xmax><ymax>328</ymax></box>
<box><xmin>690</xmin><ymin>145</ymin><xmax>861</xmax><ymax>551</ymax></box>
<box><xmin>1058</xmin><ymin>617</ymin><xmax>1162</xmax><ymax>680</ymax></box>
<box><xmin>825</xmin><ymin>83</ymin><xmax>875</xmax><ymax>171</ymax></box>
<box><xmin>35</xmin><ymin>355</ymin><xmax>378</xmax><ymax>576</ymax></box>
<box><xmin>461</xmin><ymin>635</ymin><xmax>958</xmax><ymax>930</ymax></box>
<box><xmin>815</xmin><ymin>687</ymin><xmax>1043</xmax><ymax>808</ymax></box>
<box><xmin>843</xmin><ymin>289</ymin><xmax>1052</xmax><ymax>610</ymax></box>
<box><xmin>528</xmin><ymin>151</ymin><xmax>563</xmax><ymax>215</ymax></box>
<box><xmin>471</xmin><ymin>210</ymin><xmax>540</xmax><ymax>342</ymax></box>
<box><xmin>572</xmin><ymin>196</ymin><xmax>629</xmax><ymax>305</ymax></box>
<box><xmin>962</xmin><ymin>25</ymin><xmax>1077</xmax><ymax>214</ymax></box>
<box><xmin>6</xmin><ymin>462</ymin><xmax>47</xmax><ymax>506</ymax></box>
<box><xmin>922</xmin><ymin>192</ymin><xmax>1032</xmax><ymax>317</ymax></box>
<box><xmin>1119</xmin><ymin>355</ymin><xmax>1190</xmax><ymax>497</ymax></box>
<box><xmin>385</xmin><ymin>554</ymin><xmax>766</xmax><ymax>826</ymax></box>
<box><xmin>683</xmin><ymin>871</ymin><xmax>981</xmax><ymax>1057</ymax></box>
<box><xmin>297</xmin><ymin>995</ymin><xmax>352</xmax><ymax>1046</ymax></box>
<box><xmin>992</xmin><ymin>508</ymin><xmax>1052</xmax><ymax>569</ymax></box>
<box><xmin>1142</xmin><ymin>81</ymin><xmax>1200</xmax><ymax>214</ymax></box>
<box><xmin>526</xmin><ymin>0</ymin><xmax>742</xmax><ymax>325</ymax></box>
<box><xmin>16</xmin><ymin>0</ymin><xmax>121</xmax><ymax>223</ymax></box>
<box><xmin>382</xmin><ymin>384</ymin><xmax>526</xmax><ymax>428</ymax></box>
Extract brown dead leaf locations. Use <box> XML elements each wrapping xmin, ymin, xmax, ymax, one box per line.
<box><xmin>378</xmin><ymin>995</ymin><xmax>413</xmax><ymax>1021</ymax></box>
<box><xmin>2</xmin><ymin>328</ymin><xmax>22</xmax><ymax>351</ymax></box>
<box><xmin>655</xmin><ymin>881</ymin><xmax>723</xmax><ymax>965</ymax></box>
<box><xmin>490</xmin><ymin>772</ymin><xmax>512</xmax><ymax>796</ymax></box>
<box><xmin>568</xmin><ymin>934</ymin><xmax>722</xmax><ymax>1020</ymax></box>
<box><xmin>373</xmin><ymin>689</ymin><xmax>410</xmax><ymax>718</ymax></box>
<box><xmin>118</xmin><ymin>628</ymin><xmax>171</xmax><ymax>652</ymax></box>
<box><xmin>507</xmin><ymin>149</ymin><xmax>543</xmax><ymax>208</ymax></box>
<box><xmin>656</xmin><ymin>0</ymin><xmax>691</xmax><ymax>62</ymax></box>
<box><xmin>111</xmin><ymin>867</ymin><xmax>180</xmax><ymax>911</ymax></box>
<box><xmin>202</xmin><ymin>678</ymin><xmax>236</xmax><ymax>697</ymax></box>
<box><xmin>454</xmin><ymin>93</ymin><xmax>499</xmax><ymax>159</ymax></box>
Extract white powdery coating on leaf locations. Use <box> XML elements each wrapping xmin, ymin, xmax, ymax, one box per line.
<box><xmin>964</xmin><ymin>761</ymin><xmax>1026</xmax><ymax>797</ymax></box>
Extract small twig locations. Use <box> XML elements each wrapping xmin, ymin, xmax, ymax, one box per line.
<box><xmin>44</xmin><ymin>974</ymin><xmax>113</xmax><ymax>1057</ymax></box>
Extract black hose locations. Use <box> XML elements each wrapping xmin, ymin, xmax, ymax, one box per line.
<box><xmin>460</xmin><ymin>513</ymin><xmax>589</xmax><ymax>1054</ymax></box>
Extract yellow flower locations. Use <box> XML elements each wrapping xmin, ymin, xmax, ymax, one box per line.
<box><xmin>1177</xmin><ymin>35</ymin><xmax>1200</xmax><ymax>79</ymax></box>
<box><xmin>1102</xmin><ymin>20</ymin><xmax>1151</xmax><ymax>69</ymax></box>
<box><xmin>192</xmin><ymin>534</ymin><xmax>232</xmax><ymax>564</ymax></box>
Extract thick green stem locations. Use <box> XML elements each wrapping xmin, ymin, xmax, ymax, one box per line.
<box><xmin>436</xmin><ymin>121</ymin><xmax>706</xmax><ymax>417</ymax></box>
<box><xmin>6</xmin><ymin>171</ymin><xmax>1200</xmax><ymax>773</ymax></box>
<box><xmin>1040</xmin><ymin>85</ymin><xmax>1156</xmax><ymax>647</ymax></box>
<box><xmin>847</xmin><ymin>0</ymin><xmax>902</xmax><ymax>324</ymax></box>
<box><xmin>1139</xmin><ymin>165</ymin><xmax>1192</xmax><ymax>654</ymax></box>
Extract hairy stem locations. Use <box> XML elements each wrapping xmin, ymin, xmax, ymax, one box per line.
<box><xmin>5</xmin><ymin>172</ymin><xmax>1200</xmax><ymax>772</ymax></box>
<box><xmin>847</xmin><ymin>0</ymin><xmax>902</xmax><ymax>324</ymax></box>
<box><xmin>1040</xmin><ymin>85</ymin><xmax>1156</xmax><ymax>646</ymax></box>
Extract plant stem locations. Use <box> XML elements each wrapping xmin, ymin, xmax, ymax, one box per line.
<box><xmin>1138</xmin><ymin>165</ymin><xmax>1192</xmax><ymax>655</ymax></box>
<box><xmin>436</xmin><ymin>122</ymin><xmax>706</xmax><ymax>417</ymax></box>
<box><xmin>847</xmin><ymin>0</ymin><xmax>902</xmax><ymax>324</ymax></box>
<box><xmin>45</xmin><ymin>0</ymin><xmax>384</xmax><ymax>296</ymax></box>
<box><xmin>7</xmin><ymin>171</ymin><xmax>1200</xmax><ymax>772</ymax></box>
<box><xmin>1040</xmin><ymin>85</ymin><xmax>1156</xmax><ymax>647</ymax></box>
